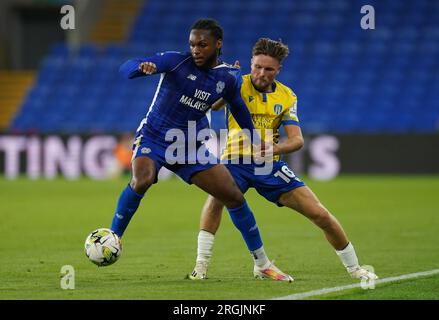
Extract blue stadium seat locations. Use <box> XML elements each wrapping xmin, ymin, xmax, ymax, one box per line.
<box><xmin>10</xmin><ymin>0</ymin><xmax>439</xmax><ymax>134</ymax></box>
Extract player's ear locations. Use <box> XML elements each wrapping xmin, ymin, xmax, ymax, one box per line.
<box><xmin>277</xmin><ymin>64</ymin><xmax>282</xmax><ymax>75</ymax></box>
<box><xmin>216</xmin><ymin>38</ymin><xmax>222</xmax><ymax>56</ymax></box>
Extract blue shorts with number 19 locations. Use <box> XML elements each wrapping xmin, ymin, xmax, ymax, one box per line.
<box><xmin>225</xmin><ymin>161</ymin><xmax>306</xmax><ymax>207</ymax></box>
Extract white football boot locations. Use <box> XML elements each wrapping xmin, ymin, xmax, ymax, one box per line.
<box><xmin>348</xmin><ymin>265</ymin><xmax>378</xmax><ymax>280</ymax></box>
<box><xmin>188</xmin><ymin>260</ymin><xmax>209</xmax><ymax>280</ymax></box>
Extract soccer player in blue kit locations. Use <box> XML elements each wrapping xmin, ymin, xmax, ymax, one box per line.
<box><xmin>110</xmin><ymin>19</ymin><xmax>273</xmax><ymax>272</ymax></box>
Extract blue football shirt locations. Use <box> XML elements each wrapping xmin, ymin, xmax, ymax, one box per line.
<box><xmin>119</xmin><ymin>51</ymin><xmax>255</xmax><ymax>143</ymax></box>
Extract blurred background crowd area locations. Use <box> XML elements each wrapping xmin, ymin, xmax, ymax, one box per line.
<box><xmin>0</xmin><ymin>0</ymin><xmax>438</xmax><ymax>135</ymax></box>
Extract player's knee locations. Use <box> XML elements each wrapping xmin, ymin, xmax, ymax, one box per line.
<box><xmin>223</xmin><ymin>191</ymin><xmax>245</xmax><ymax>209</ymax></box>
<box><xmin>130</xmin><ymin>172</ymin><xmax>155</xmax><ymax>194</ymax></box>
<box><xmin>212</xmin><ymin>201</ymin><xmax>225</xmax><ymax>213</ymax></box>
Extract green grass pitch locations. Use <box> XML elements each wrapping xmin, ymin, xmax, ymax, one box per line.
<box><xmin>0</xmin><ymin>175</ymin><xmax>438</xmax><ymax>300</ymax></box>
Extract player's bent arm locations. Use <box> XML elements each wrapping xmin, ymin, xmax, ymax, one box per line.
<box><xmin>225</xmin><ymin>90</ymin><xmax>255</xmax><ymax>132</ymax></box>
<box><xmin>211</xmin><ymin>98</ymin><xmax>226</xmax><ymax>111</ymax></box>
<box><xmin>223</xmin><ymin>68</ymin><xmax>256</xmax><ymax>133</ymax></box>
<box><xmin>211</xmin><ymin>61</ymin><xmax>239</xmax><ymax>110</ymax></box>
<box><xmin>274</xmin><ymin>124</ymin><xmax>304</xmax><ymax>156</ymax></box>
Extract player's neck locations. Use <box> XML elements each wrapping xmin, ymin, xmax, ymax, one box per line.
<box><xmin>209</xmin><ymin>60</ymin><xmax>220</xmax><ymax>68</ymax></box>
<box><xmin>201</xmin><ymin>56</ymin><xmax>220</xmax><ymax>70</ymax></box>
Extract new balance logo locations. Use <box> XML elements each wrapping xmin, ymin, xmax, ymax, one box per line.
<box><xmin>115</xmin><ymin>213</ymin><xmax>124</xmax><ymax>219</ymax></box>
<box><xmin>249</xmin><ymin>96</ymin><xmax>254</xmax><ymax>102</ymax></box>
<box><xmin>187</xmin><ymin>74</ymin><xmax>197</xmax><ymax>81</ymax></box>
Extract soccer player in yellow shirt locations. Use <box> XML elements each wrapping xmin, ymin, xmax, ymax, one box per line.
<box><xmin>189</xmin><ymin>38</ymin><xmax>378</xmax><ymax>282</ymax></box>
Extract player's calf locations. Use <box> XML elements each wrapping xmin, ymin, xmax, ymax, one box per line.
<box><xmin>110</xmin><ymin>157</ymin><xmax>156</xmax><ymax>237</ymax></box>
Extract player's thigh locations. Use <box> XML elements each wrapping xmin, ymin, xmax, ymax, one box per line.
<box><xmin>278</xmin><ymin>186</ymin><xmax>329</xmax><ymax>220</ymax></box>
<box><xmin>191</xmin><ymin>164</ymin><xmax>244</xmax><ymax>208</ymax></box>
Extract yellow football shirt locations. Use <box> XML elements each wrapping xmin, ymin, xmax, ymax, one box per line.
<box><xmin>222</xmin><ymin>74</ymin><xmax>299</xmax><ymax>161</ymax></box>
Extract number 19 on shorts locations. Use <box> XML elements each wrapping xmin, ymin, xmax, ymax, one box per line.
<box><xmin>274</xmin><ymin>165</ymin><xmax>298</xmax><ymax>183</ymax></box>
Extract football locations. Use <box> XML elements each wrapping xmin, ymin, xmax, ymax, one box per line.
<box><xmin>84</xmin><ymin>228</ymin><xmax>122</xmax><ymax>266</ymax></box>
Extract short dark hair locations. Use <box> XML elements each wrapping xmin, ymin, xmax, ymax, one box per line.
<box><xmin>191</xmin><ymin>18</ymin><xmax>224</xmax><ymax>41</ymax></box>
<box><xmin>191</xmin><ymin>18</ymin><xmax>223</xmax><ymax>56</ymax></box>
<box><xmin>252</xmin><ymin>38</ymin><xmax>289</xmax><ymax>63</ymax></box>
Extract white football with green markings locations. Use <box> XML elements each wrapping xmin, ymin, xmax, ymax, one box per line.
<box><xmin>85</xmin><ymin>228</ymin><xmax>122</xmax><ymax>266</ymax></box>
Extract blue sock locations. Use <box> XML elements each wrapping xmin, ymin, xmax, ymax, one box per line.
<box><xmin>110</xmin><ymin>184</ymin><xmax>144</xmax><ymax>237</ymax></box>
<box><xmin>227</xmin><ymin>201</ymin><xmax>263</xmax><ymax>251</ymax></box>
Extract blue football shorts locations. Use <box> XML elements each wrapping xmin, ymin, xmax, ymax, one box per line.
<box><xmin>132</xmin><ymin>131</ymin><xmax>218</xmax><ymax>184</ymax></box>
<box><xmin>225</xmin><ymin>160</ymin><xmax>306</xmax><ymax>206</ymax></box>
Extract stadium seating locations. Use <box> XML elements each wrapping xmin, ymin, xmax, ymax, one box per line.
<box><xmin>10</xmin><ymin>0</ymin><xmax>439</xmax><ymax>134</ymax></box>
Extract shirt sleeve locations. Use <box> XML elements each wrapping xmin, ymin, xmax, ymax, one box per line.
<box><xmin>119</xmin><ymin>51</ymin><xmax>189</xmax><ymax>79</ymax></box>
<box><xmin>282</xmin><ymin>95</ymin><xmax>300</xmax><ymax>126</ymax></box>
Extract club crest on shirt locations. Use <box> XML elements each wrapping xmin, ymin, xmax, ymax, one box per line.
<box><xmin>274</xmin><ymin>104</ymin><xmax>283</xmax><ymax>115</ymax></box>
<box><xmin>216</xmin><ymin>81</ymin><xmax>225</xmax><ymax>94</ymax></box>
<box><xmin>187</xmin><ymin>74</ymin><xmax>197</xmax><ymax>81</ymax></box>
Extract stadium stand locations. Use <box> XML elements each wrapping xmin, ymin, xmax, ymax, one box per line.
<box><xmin>9</xmin><ymin>0</ymin><xmax>439</xmax><ymax>134</ymax></box>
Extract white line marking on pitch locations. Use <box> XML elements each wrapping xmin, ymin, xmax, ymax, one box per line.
<box><xmin>272</xmin><ymin>268</ymin><xmax>439</xmax><ymax>300</ymax></box>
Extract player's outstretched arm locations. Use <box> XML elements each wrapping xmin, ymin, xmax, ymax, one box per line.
<box><xmin>273</xmin><ymin>124</ymin><xmax>304</xmax><ymax>155</ymax></box>
<box><xmin>119</xmin><ymin>51</ymin><xmax>189</xmax><ymax>79</ymax></box>
<box><xmin>119</xmin><ymin>59</ymin><xmax>156</xmax><ymax>79</ymax></box>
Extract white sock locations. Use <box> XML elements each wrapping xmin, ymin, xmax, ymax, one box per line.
<box><xmin>196</xmin><ymin>230</ymin><xmax>215</xmax><ymax>262</ymax></box>
<box><xmin>251</xmin><ymin>246</ymin><xmax>270</xmax><ymax>268</ymax></box>
<box><xmin>336</xmin><ymin>242</ymin><xmax>359</xmax><ymax>270</ymax></box>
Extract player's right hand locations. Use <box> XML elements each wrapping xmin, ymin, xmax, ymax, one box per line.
<box><xmin>139</xmin><ymin>62</ymin><xmax>157</xmax><ymax>74</ymax></box>
<box><xmin>253</xmin><ymin>140</ymin><xmax>274</xmax><ymax>164</ymax></box>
